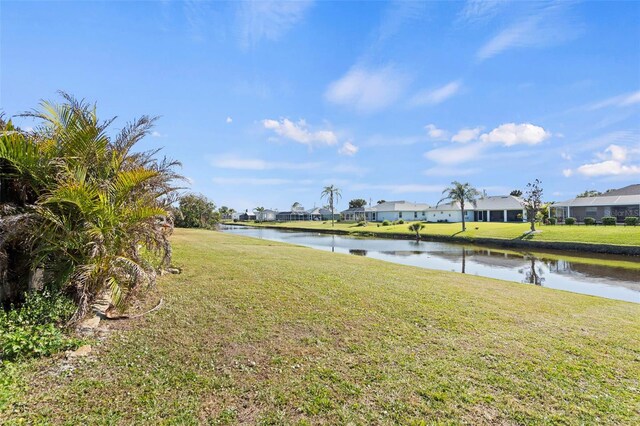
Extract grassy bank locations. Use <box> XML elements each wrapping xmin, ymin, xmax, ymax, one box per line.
<box><xmin>234</xmin><ymin>220</ymin><xmax>640</xmax><ymax>247</ymax></box>
<box><xmin>2</xmin><ymin>229</ymin><xmax>639</xmax><ymax>424</ymax></box>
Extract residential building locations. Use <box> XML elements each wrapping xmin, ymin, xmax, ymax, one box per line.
<box><xmin>425</xmin><ymin>196</ymin><xmax>526</xmax><ymax>223</ymax></box>
<box><xmin>341</xmin><ymin>201</ymin><xmax>430</xmax><ymax>222</ymax></box>
<box><xmin>553</xmin><ymin>185</ymin><xmax>640</xmax><ymax>223</ymax></box>
<box><xmin>256</xmin><ymin>209</ymin><xmax>277</xmax><ymax>222</ymax></box>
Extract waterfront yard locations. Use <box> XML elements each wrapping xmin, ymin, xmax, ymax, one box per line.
<box><xmin>237</xmin><ymin>220</ymin><xmax>640</xmax><ymax>246</ymax></box>
<box><xmin>2</xmin><ymin>229</ymin><xmax>639</xmax><ymax>424</ymax></box>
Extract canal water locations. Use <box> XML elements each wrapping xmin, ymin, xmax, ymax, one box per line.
<box><xmin>221</xmin><ymin>226</ymin><xmax>639</xmax><ymax>303</ymax></box>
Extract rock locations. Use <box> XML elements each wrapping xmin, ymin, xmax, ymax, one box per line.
<box><xmin>79</xmin><ymin>315</ymin><xmax>101</xmax><ymax>332</ymax></box>
<box><xmin>66</xmin><ymin>345</ymin><xmax>92</xmax><ymax>358</ymax></box>
<box><xmin>166</xmin><ymin>267</ymin><xmax>181</xmax><ymax>274</ymax></box>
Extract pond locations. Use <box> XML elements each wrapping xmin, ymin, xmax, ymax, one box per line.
<box><xmin>221</xmin><ymin>225</ymin><xmax>640</xmax><ymax>303</ymax></box>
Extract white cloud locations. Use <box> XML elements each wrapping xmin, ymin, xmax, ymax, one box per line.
<box><xmin>211</xmin><ymin>155</ymin><xmax>321</xmax><ymax>170</ymax></box>
<box><xmin>226</xmin><ymin>117</ymin><xmax>233</xmax><ymax>124</ymax></box>
<box><xmin>567</xmin><ymin>144</ymin><xmax>640</xmax><ymax>177</ymax></box>
<box><xmin>451</xmin><ymin>127</ymin><xmax>482</xmax><ymax>143</ymax></box>
<box><xmin>457</xmin><ymin>0</ymin><xmax>507</xmax><ymax>24</ymax></box>
<box><xmin>325</xmin><ymin>65</ymin><xmax>409</xmax><ymax>113</ymax></box>
<box><xmin>212</xmin><ymin>177</ymin><xmax>314</xmax><ymax>186</ymax></box>
<box><xmin>586</xmin><ymin>90</ymin><xmax>640</xmax><ymax>110</ymax></box>
<box><xmin>151</xmin><ymin>131</ymin><xmax>167</xmax><ymax>138</ymax></box>
<box><xmin>560</xmin><ymin>152</ymin><xmax>572</xmax><ymax>161</ymax></box>
<box><xmin>476</xmin><ymin>4</ymin><xmax>581</xmax><ymax>60</ymax></box>
<box><xmin>576</xmin><ymin>161</ymin><xmax>640</xmax><ymax>177</ymax></box>
<box><xmin>262</xmin><ymin>118</ymin><xmax>337</xmax><ymax>146</ymax></box>
<box><xmin>236</xmin><ymin>0</ymin><xmax>313</xmax><ymax>49</ymax></box>
<box><xmin>411</xmin><ymin>80</ymin><xmax>462</xmax><ymax>106</ymax></box>
<box><xmin>424</xmin><ymin>142</ymin><xmax>485</xmax><ymax>165</ymax></box>
<box><xmin>480</xmin><ymin>123</ymin><xmax>550</xmax><ymax>146</ymax></box>
<box><xmin>425</xmin><ymin>124</ymin><xmax>448</xmax><ymax>140</ymax></box>
<box><xmin>338</xmin><ymin>141</ymin><xmax>359</xmax><ymax>156</ymax></box>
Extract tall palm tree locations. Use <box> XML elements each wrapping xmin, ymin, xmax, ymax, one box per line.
<box><xmin>321</xmin><ymin>185</ymin><xmax>341</xmax><ymax>227</ymax></box>
<box><xmin>437</xmin><ymin>181</ymin><xmax>479</xmax><ymax>232</ymax></box>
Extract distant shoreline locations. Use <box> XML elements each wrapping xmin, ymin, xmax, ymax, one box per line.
<box><xmin>226</xmin><ymin>222</ymin><xmax>640</xmax><ymax>256</ymax></box>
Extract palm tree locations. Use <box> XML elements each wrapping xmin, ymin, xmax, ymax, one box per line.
<box><xmin>254</xmin><ymin>206</ymin><xmax>265</xmax><ymax>222</ymax></box>
<box><xmin>321</xmin><ymin>185</ymin><xmax>341</xmax><ymax>227</ymax></box>
<box><xmin>437</xmin><ymin>181</ymin><xmax>479</xmax><ymax>232</ymax></box>
<box><xmin>408</xmin><ymin>222</ymin><xmax>425</xmax><ymax>241</ymax></box>
<box><xmin>0</xmin><ymin>92</ymin><xmax>181</xmax><ymax>318</ymax></box>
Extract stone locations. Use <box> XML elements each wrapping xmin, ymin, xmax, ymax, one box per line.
<box><xmin>79</xmin><ymin>315</ymin><xmax>101</xmax><ymax>332</ymax></box>
<box><xmin>66</xmin><ymin>344</ymin><xmax>92</xmax><ymax>358</ymax></box>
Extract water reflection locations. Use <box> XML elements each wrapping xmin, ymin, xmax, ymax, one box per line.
<box><xmin>222</xmin><ymin>226</ymin><xmax>640</xmax><ymax>303</ymax></box>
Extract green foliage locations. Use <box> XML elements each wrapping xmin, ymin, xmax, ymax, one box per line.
<box><xmin>0</xmin><ymin>291</ymin><xmax>79</xmax><ymax>361</ymax></box>
<box><xmin>356</xmin><ymin>220</ymin><xmax>366</xmax><ymax>227</ymax></box>
<box><xmin>348</xmin><ymin>199</ymin><xmax>367</xmax><ymax>209</ymax></box>
<box><xmin>408</xmin><ymin>222</ymin><xmax>425</xmax><ymax>238</ymax></box>
<box><xmin>510</xmin><ymin>189</ymin><xmax>522</xmax><ymax>197</ymax></box>
<box><xmin>602</xmin><ymin>216</ymin><xmax>617</xmax><ymax>226</ymax></box>
<box><xmin>0</xmin><ymin>93</ymin><xmax>181</xmax><ymax>318</ymax></box>
<box><xmin>174</xmin><ymin>194</ymin><xmax>218</xmax><ymax>229</ymax></box>
<box><xmin>382</xmin><ymin>220</ymin><xmax>391</xmax><ymax>226</ymax></box>
<box><xmin>624</xmin><ymin>217</ymin><xmax>638</xmax><ymax>226</ymax></box>
<box><xmin>547</xmin><ymin>217</ymin><xmax>557</xmax><ymax>225</ymax></box>
<box><xmin>438</xmin><ymin>181</ymin><xmax>479</xmax><ymax>231</ymax></box>
<box><xmin>393</xmin><ymin>219</ymin><xmax>405</xmax><ymax>225</ymax></box>
<box><xmin>577</xmin><ymin>189</ymin><xmax>602</xmax><ymax>198</ymax></box>
<box><xmin>584</xmin><ymin>217</ymin><xmax>596</xmax><ymax>226</ymax></box>
<box><xmin>565</xmin><ymin>217</ymin><xmax>576</xmax><ymax>225</ymax></box>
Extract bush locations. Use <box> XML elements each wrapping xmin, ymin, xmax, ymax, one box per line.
<box><xmin>547</xmin><ymin>217</ymin><xmax>557</xmax><ymax>225</ymax></box>
<box><xmin>396</xmin><ymin>219</ymin><xmax>405</xmax><ymax>224</ymax></box>
<box><xmin>584</xmin><ymin>217</ymin><xmax>595</xmax><ymax>225</ymax></box>
<box><xmin>0</xmin><ymin>291</ymin><xmax>80</xmax><ymax>361</ymax></box>
<box><xmin>356</xmin><ymin>220</ymin><xmax>367</xmax><ymax>227</ymax></box>
<box><xmin>382</xmin><ymin>220</ymin><xmax>391</xmax><ymax>226</ymax></box>
<box><xmin>602</xmin><ymin>216</ymin><xmax>617</xmax><ymax>226</ymax></box>
<box><xmin>565</xmin><ymin>217</ymin><xmax>576</xmax><ymax>225</ymax></box>
<box><xmin>624</xmin><ymin>216</ymin><xmax>638</xmax><ymax>226</ymax></box>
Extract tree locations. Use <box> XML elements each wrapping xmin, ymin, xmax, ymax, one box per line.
<box><xmin>348</xmin><ymin>198</ymin><xmax>367</xmax><ymax>209</ymax></box>
<box><xmin>377</xmin><ymin>200</ymin><xmax>386</xmax><ymax>204</ymax></box>
<box><xmin>437</xmin><ymin>181</ymin><xmax>479</xmax><ymax>232</ymax></box>
<box><xmin>576</xmin><ymin>189</ymin><xmax>601</xmax><ymax>198</ymax></box>
<box><xmin>321</xmin><ymin>185</ymin><xmax>341</xmax><ymax>227</ymax></box>
<box><xmin>291</xmin><ymin>201</ymin><xmax>302</xmax><ymax>211</ymax></box>
<box><xmin>510</xmin><ymin>189</ymin><xmax>522</xmax><ymax>197</ymax></box>
<box><xmin>0</xmin><ymin>93</ymin><xmax>181</xmax><ymax>317</ymax></box>
<box><xmin>218</xmin><ymin>205</ymin><xmax>229</xmax><ymax>219</ymax></box>
<box><xmin>254</xmin><ymin>206</ymin><xmax>265</xmax><ymax>222</ymax></box>
<box><xmin>523</xmin><ymin>179</ymin><xmax>544</xmax><ymax>232</ymax></box>
<box><xmin>408</xmin><ymin>222</ymin><xmax>425</xmax><ymax>241</ymax></box>
<box><xmin>175</xmin><ymin>194</ymin><xmax>218</xmax><ymax>229</ymax></box>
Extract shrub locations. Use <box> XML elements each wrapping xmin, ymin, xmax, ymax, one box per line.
<box><xmin>547</xmin><ymin>217</ymin><xmax>557</xmax><ymax>225</ymax></box>
<box><xmin>0</xmin><ymin>291</ymin><xmax>80</xmax><ymax>361</ymax></box>
<box><xmin>233</xmin><ymin>218</ymin><xmax>238</xmax><ymax>223</ymax></box>
<box><xmin>565</xmin><ymin>217</ymin><xmax>576</xmax><ymax>225</ymax></box>
<box><xmin>602</xmin><ymin>216</ymin><xmax>617</xmax><ymax>226</ymax></box>
<box><xmin>382</xmin><ymin>220</ymin><xmax>391</xmax><ymax>226</ymax></box>
<box><xmin>397</xmin><ymin>219</ymin><xmax>405</xmax><ymax>224</ymax></box>
<box><xmin>624</xmin><ymin>216</ymin><xmax>638</xmax><ymax>226</ymax></box>
<box><xmin>356</xmin><ymin>220</ymin><xmax>367</xmax><ymax>227</ymax></box>
<box><xmin>584</xmin><ymin>217</ymin><xmax>595</xmax><ymax>225</ymax></box>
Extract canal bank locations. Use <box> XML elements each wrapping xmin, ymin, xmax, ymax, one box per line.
<box><xmin>229</xmin><ymin>222</ymin><xmax>640</xmax><ymax>256</ymax></box>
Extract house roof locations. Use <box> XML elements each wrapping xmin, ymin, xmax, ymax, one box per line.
<box><xmin>555</xmin><ymin>194</ymin><xmax>640</xmax><ymax>207</ymax></box>
<box><xmin>600</xmin><ymin>184</ymin><xmax>640</xmax><ymax>196</ymax></box>
<box><xmin>369</xmin><ymin>201</ymin><xmax>431</xmax><ymax>212</ymax></box>
<box><xmin>428</xmin><ymin>196</ymin><xmax>524</xmax><ymax>211</ymax></box>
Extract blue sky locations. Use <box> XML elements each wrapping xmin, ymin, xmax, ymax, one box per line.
<box><xmin>2</xmin><ymin>0</ymin><xmax>639</xmax><ymax>212</ymax></box>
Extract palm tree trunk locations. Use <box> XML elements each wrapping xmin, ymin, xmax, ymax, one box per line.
<box><xmin>330</xmin><ymin>196</ymin><xmax>334</xmax><ymax>227</ymax></box>
<box><xmin>461</xmin><ymin>202</ymin><xmax>466</xmax><ymax>231</ymax></box>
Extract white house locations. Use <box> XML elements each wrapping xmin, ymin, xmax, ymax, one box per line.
<box><xmin>256</xmin><ymin>209</ymin><xmax>277</xmax><ymax>222</ymax></box>
<box><xmin>341</xmin><ymin>201</ymin><xmax>430</xmax><ymax>222</ymax></box>
<box><xmin>426</xmin><ymin>196</ymin><xmax>526</xmax><ymax>223</ymax></box>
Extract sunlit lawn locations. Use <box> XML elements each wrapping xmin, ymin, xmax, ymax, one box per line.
<box><xmin>2</xmin><ymin>229</ymin><xmax>639</xmax><ymax>424</ymax></box>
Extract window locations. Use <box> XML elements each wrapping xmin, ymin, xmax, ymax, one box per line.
<box><xmin>399</xmin><ymin>212</ymin><xmax>403</xmax><ymax>218</ymax></box>
<box><xmin>414</xmin><ymin>212</ymin><xmax>417</xmax><ymax>218</ymax></box>
<box><xmin>422</xmin><ymin>211</ymin><xmax>425</xmax><ymax>216</ymax></box>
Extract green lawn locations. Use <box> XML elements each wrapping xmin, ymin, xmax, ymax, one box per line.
<box><xmin>2</xmin><ymin>228</ymin><xmax>639</xmax><ymax>424</ymax></box>
<box><xmin>237</xmin><ymin>220</ymin><xmax>640</xmax><ymax>246</ymax></box>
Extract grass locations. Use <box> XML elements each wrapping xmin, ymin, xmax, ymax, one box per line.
<box><xmin>2</xmin><ymin>228</ymin><xmax>639</xmax><ymax>424</ymax></box>
<box><xmin>237</xmin><ymin>220</ymin><xmax>640</xmax><ymax>246</ymax></box>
